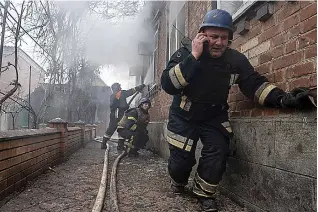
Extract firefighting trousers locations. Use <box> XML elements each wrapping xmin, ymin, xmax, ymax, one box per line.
<box><xmin>105</xmin><ymin>111</ymin><xmax>123</xmax><ymax>138</ymax></box>
<box><xmin>117</xmin><ymin>128</ymin><xmax>149</xmax><ymax>152</ymax></box>
<box><xmin>167</xmin><ymin>113</ymin><xmax>231</xmax><ymax>198</ymax></box>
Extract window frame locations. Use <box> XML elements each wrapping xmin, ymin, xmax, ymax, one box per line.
<box><xmin>153</xmin><ymin>24</ymin><xmax>159</xmax><ymax>83</ymax></box>
<box><xmin>216</xmin><ymin>0</ymin><xmax>258</xmax><ymax>22</ymax></box>
<box><xmin>168</xmin><ymin>3</ymin><xmax>186</xmax><ymax>57</ymax></box>
<box><xmin>143</xmin><ymin>22</ymin><xmax>159</xmax><ymax>86</ymax></box>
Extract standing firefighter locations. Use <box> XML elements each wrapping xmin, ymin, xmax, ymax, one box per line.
<box><xmin>117</xmin><ymin>97</ymin><xmax>151</xmax><ymax>157</ymax></box>
<box><xmin>101</xmin><ymin>82</ymin><xmax>145</xmax><ymax>149</ymax></box>
<box><xmin>161</xmin><ymin>9</ymin><xmax>314</xmax><ymax>212</ymax></box>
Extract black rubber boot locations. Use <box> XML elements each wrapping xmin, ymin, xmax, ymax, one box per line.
<box><xmin>170</xmin><ymin>179</ymin><xmax>186</xmax><ymax>194</ymax></box>
<box><xmin>198</xmin><ymin>197</ymin><xmax>218</xmax><ymax>212</ymax></box>
<box><xmin>117</xmin><ymin>139</ymin><xmax>125</xmax><ymax>152</ymax></box>
<box><xmin>127</xmin><ymin>148</ymin><xmax>139</xmax><ymax>157</ymax></box>
<box><xmin>170</xmin><ymin>184</ymin><xmax>185</xmax><ymax>194</ymax></box>
<box><xmin>101</xmin><ymin>136</ymin><xmax>108</xmax><ymax>149</ymax></box>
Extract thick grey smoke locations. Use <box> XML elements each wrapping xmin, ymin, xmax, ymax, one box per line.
<box><xmin>80</xmin><ymin>3</ymin><xmax>154</xmax><ymax>86</ymax></box>
<box><xmin>22</xmin><ymin>1</ymin><xmax>154</xmax><ymax>88</ymax></box>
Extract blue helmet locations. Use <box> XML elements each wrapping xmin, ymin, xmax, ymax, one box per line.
<box><xmin>138</xmin><ymin>97</ymin><xmax>151</xmax><ymax>108</ymax></box>
<box><xmin>199</xmin><ymin>9</ymin><xmax>233</xmax><ymax>40</ymax></box>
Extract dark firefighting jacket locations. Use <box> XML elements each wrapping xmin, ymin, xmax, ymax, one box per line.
<box><xmin>161</xmin><ymin>47</ymin><xmax>286</xmax><ymax>121</ymax></box>
<box><xmin>117</xmin><ymin>107</ymin><xmax>150</xmax><ymax>132</ymax></box>
<box><xmin>109</xmin><ymin>86</ymin><xmax>140</xmax><ymax>119</ymax></box>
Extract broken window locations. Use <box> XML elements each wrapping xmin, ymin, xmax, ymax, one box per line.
<box><xmin>143</xmin><ymin>23</ymin><xmax>158</xmax><ymax>86</ymax></box>
<box><xmin>217</xmin><ymin>0</ymin><xmax>257</xmax><ymax>21</ymax></box>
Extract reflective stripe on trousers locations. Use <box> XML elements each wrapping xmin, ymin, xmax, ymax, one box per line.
<box><xmin>167</xmin><ymin>129</ymin><xmax>194</xmax><ymax>152</ymax></box>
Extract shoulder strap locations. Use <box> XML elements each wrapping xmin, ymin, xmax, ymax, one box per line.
<box><xmin>181</xmin><ymin>37</ymin><xmax>192</xmax><ymax>52</ymax></box>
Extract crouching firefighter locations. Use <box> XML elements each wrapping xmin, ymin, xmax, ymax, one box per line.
<box><xmin>117</xmin><ymin>97</ymin><xmax>151</xmax><ymax>157</ymax></box>
<box><xmin>101</xmin><ymin>82</ymin><xmax>146</xmax><ymax>149</ymax></box>
<box><xmin>161</xmin><ymin>9</ymin><xmax>315</xmax><ymax>212</ymax></box>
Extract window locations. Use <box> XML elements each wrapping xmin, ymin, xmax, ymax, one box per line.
<box><xmin>176</xmin><ymin>9</ymin><xmax>186</xmax><ymax>48</ymax></box>
<box><xmin>152</xmin><ymin>24</ymin><xmax>159</xmax><ymax>82</ymax></box>
<box><xmin>169</xmin><ymin>19</ymin><xmax>177</xmax><ymax>57</ymax></box>
<box><xmin>217</xmin><ymin>0</ymin><xmax>257</xmax><ymax>21</ymax></box>
<box><xmin>168</xmin><ymin>2</ymin><xmax>186</xmax><ymax>57</ymax></box>
<box><xmin>166</xmin><ymin>13</ymin><xmax>170</xmax><ymax>64</ymax></box>
<box><xmin>143</xmin><ymin>22</ymin><xmax>159</xmax><ymax>86</ymax></box>
<box><xmin>144</xmin><ymin>59</ymin><xmax>155</xmax><ymax>86</ymax></box>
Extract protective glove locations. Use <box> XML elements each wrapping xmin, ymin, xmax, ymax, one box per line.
<box><xmin>281</xmin><ymin>87</ymin><xmax>314</xmax><ymax>109</ymax></box>
<box><xmin>136</xmin><ymin>84</ymin><xmax>146</xmax><ymax>92</ymax></box>
<box><xmin>308</xmin><ymin>88</ymin><xmax>317</xmax><ymax>107</ymax></box>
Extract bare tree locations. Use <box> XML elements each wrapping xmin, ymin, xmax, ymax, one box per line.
<box><xmin>2</xmin><ymin>103</ymin><xmax>22</xmax><ymax>129</ymax></box>
<box><xmin>0</xmin><ymin>1</ymin><xmax>29</xmax><ymax>105</ymax></box>
<box><xmin>0</xmin><ymin>1</ymin><xmax>10</xmax><ymax>74</ymax></box>
<box><xmin>88</xmin><ymin>1</ymin><xmax>144</xmax><ymax>22</ymax></box>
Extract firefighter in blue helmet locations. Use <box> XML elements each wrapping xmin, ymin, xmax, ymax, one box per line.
<box><xmin>161</xmin><ymin>9</ymin><xmax>314</xmax><ymax>212</ymax></box>
<box><xmin>117</xmin><ymin>97</ymin><xmax>151</xmax><ymax>157</ymax></box>
<box><xmin>101</xmin><ymin>82</ymin><xmax>145</xmax><ymax>149</ymax></box>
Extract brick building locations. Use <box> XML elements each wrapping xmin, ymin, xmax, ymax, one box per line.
<box><xmin>146</xmin><ymin>1</ymin><xmax>317</xmax><ymax>211</ymax></box>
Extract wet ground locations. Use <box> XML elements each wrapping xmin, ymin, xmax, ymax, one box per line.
<box><xmin>0</xmin><ymin>140</ymin><xmax>249</xmax><ymax>212</ymax></box>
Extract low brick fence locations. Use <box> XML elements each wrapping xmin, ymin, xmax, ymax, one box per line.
<box><xmin>0</xmin><ymin>118</ymin><xmax>97</xmax><ymax>201</ymax></box>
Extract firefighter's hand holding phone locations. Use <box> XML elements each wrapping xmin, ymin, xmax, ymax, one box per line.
<box><xmin>191</xmin><ymin>33</ymin><xmax>208</xmax><ymax>60</ymax></box>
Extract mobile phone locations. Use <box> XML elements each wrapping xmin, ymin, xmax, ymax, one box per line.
<box><xmin>202</xmin><ymin>40</ymin><xmax>209</xmax><ymax>58</ymax></box>
<box><xmin>203</xmin><ymin>40</ymin><xmax>209</xmax><ymax>53</ymax></box>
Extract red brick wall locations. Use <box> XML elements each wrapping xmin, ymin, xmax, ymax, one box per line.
<box><xmin>0</xmin><ymin>130</ymin><xmax>61</xmax><ymax>200</ymax></box>
<box><xmin>150</xmin><ymin>2</ymin><xmax>170</xmax><ymax>122</ymax></box>
<box><xmin>96</xmin><ymin>122</ymin><xmax>106</xmax><ymax>137</ymax></box>
<box><xmin>188</xmin><ymin>1</ymin><xmax>210</xmax><ymax>39</ymax></box>
<box><xmin>85</xmin><ymin>129</ymin><xmax>91</xmax><ymax>144</ymax></box>
<box><xmin>229</xmin><ymin>1</ymin><xmax>317</xmax><ymax>117</ymax></box>
<box><xmin>150</xmin><ymin>1</ymin><xmax>316</xmax><ymax>121</ymax></box>
<box><xmin>67</xmin><ymin>128</ymin><xmax>83</xmax><ymax>154</ymax></box>
<box><xmin>0</xmin><ymin>125</ymin><xmax>95</xmax><ymax>200</ymax></box>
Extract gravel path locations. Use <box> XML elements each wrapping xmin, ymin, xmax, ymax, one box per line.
<box><xmin>0</xmin><ymin>140</ymin><xmax>249</xmax><ymax>212</ymax></box>
<box><xmin>117</xmin><ymin>149</ymin><xmax>249</xmax><ymax>212</ymax></box>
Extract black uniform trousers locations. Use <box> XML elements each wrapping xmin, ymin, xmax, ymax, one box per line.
<box><xmin>167</xmin><ymin>111</ymin><xmax>231</xmax><ymax>198</ymax></box>
<box><xmin>117</xmin><ymin>128</ymin><xmax>149</xmax><ymax>152</ymax></box>
<box><xmin>105</xmin><ymin>110</ymin><xmax>125</xmax><ymax>138</ymax></box>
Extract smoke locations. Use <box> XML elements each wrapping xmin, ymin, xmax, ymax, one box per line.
<box><xmin>99</xmin><ymin>64</ymin><xmax>135</xmax><ymax>90</ymax></box>
<box><xmin>78</xmin><ymin>2</ymin><xmax>155</xmax><ymax>87</ymax></box>
<box><xmin>22</xmin><ymin>1</ymin><xmax>155</xmax><ymax>88</ymax></box>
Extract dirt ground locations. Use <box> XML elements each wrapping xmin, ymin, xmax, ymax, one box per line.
<box><xmin>0</xmin><ymin>140</ymin><xmax>249</xmax><ymax>212</ymax></box>
<box><xmin>116</xmin><ymin>149</ymin><xmax>249</xmax><ymax>212</ymax></box>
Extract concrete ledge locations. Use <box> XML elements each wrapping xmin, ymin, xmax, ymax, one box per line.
<box><xmin>218</xmin><ymin>185</ymin><xmax>266</xmax><ymax>212</ymax></box>
<box><xmin>225</xmin><ymin>113</ymin><xmax>316</xmax><ymax>211</ymax></box>
<box><xmin>0</xmin><ymin>128</ymin><xmax>60</xmax><ymax>141</ymax></box>
<box><xmin>221</xmin><ymin>158</ymin><xmax>316</xmax><ymax>212</ymax></box>
<box><xmin>147</xmin><ymin>121</ymin><xmax>170</xmax><ymax>159</ymax></box>
<box><xmin>147</xmin><ymin>112</ymin><xmax>317</xmax><ymax>212</ymax></box>
<box><xmin>67</xmin><ymin>127</ymin><xmax>82</xmax><ymax>132</ymax></box>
